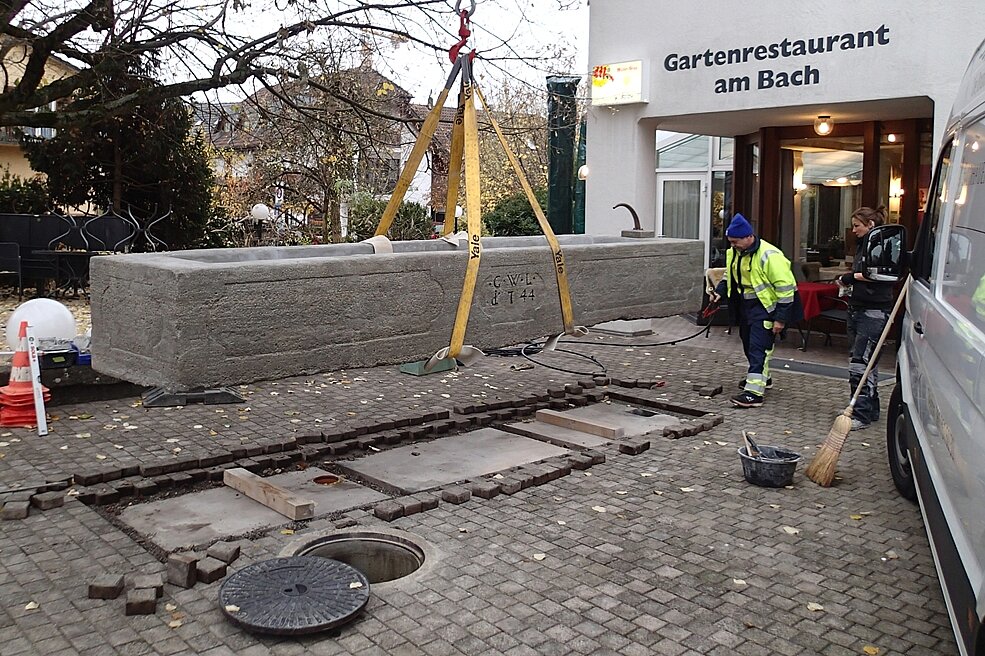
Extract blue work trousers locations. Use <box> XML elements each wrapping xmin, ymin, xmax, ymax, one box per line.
<box><xmin>737</xmin><ymin>299</ymin><xmax>775</xmax><ymax>397</ymax></box>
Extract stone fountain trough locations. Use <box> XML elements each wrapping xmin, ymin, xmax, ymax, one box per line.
<box><xmin>89</xmin><ymin>235</ymin><xmax>702</xmax><ymax>389</ymax></box>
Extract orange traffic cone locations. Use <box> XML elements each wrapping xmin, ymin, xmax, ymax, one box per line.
<box><xmin>0</xmin><ymin>321</ymin><xmax>50</xmax><ymax>427</ymax></box>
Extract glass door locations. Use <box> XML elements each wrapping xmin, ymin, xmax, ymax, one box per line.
<box><xmin>656</xmin><ymin>172</ymin><xmax>709</xmax><ymax>266</ymax></box>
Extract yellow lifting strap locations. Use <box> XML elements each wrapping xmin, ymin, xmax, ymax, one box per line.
<box><xmin>375</xmin><ymin>58</ymin><xmax>462</xmax><ymax>237</ymax></box>
<box><xmin>473</xmin><ymin>85</ymin><xmax>587</xmax><ymax>345</ymax></box>
<box><xmin>447</xmin><ymin>57</ymin><xmax>483</xmax><ymax>359</ymax></box>
<box><xmin>442</xmin><ymin>81</ymin><xmax>466</xmax><ymax>236</ymax></box>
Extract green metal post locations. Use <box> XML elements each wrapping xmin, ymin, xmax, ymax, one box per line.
<box><xmin>547</xmin><ymin>75</ymin><xmax>580</xmax><ymax>235</ymax></box>
<box><xmin>573</xmin><ymin>115</ymin><xmax>587</xmax><ymax>234</ymax></box>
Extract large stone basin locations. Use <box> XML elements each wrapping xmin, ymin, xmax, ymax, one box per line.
<box><xmin>89</xmin><ymin>235</ymin><xmax>702</xmax><ymax>389</ymax></box>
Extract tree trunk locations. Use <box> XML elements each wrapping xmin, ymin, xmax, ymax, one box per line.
<box><xmin>328</xmin><ymin>187</ymin><xmax>342</xmax><ymax>243</ymax></box>
<box><xmin>112</xmin><ymin>138</ymin><xmax>123</xmax><ymax>211</ymax></box>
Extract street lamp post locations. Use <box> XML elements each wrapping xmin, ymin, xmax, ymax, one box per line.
<box><xmin>251</xmin><ymin>203</ymin><xmax>270</xmax><ymax>245</ymax></box>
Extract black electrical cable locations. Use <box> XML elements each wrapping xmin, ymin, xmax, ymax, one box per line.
<box><xmin>519</xmin><ymin>343</ymin><xmax>606</xmax><ymax>377</ymax></box>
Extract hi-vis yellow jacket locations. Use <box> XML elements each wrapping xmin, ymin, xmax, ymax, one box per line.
<box><xmin>722</xmin><ymin>238</ymin><xmax>797</xmax><ymax>323</ymax></box>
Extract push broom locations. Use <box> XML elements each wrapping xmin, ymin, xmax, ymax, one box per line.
<box><xmin>805</xmin><ymin>277</ymin><xmax>910</xmax><ymax>486</ymax></box>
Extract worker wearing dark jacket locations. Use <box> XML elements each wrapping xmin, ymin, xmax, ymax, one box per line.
<box><xmin>711</xmin><ymin>214</ymin><xmax>797</xmax><ymax>407</ymax></box>
<box><xmin>838</xmin><ymin>205</ymin><xmax>895</xmax><ymax>430</ymax></box>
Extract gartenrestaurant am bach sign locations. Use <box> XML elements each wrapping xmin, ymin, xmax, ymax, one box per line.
<box><xmin>663</xmin><ymin>24</ymin><xmax>891</xmax><ymax>94</ymax></box>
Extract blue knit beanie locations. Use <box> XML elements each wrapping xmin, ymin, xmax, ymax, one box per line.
<box><xmin>725</xmin><ymin>214</ymin><xmax>753</xmax><ymax>238</ymax></box>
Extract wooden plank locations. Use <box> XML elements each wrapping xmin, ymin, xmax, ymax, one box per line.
<box><xmin>223</xmin><ymin>468</ymin><xmax>315</xmax><ymax>520</ymax></box>
<box><xmin>534</xmin><ymin>409</ymin><xmax>624</xmax><ymax>439</ymax></box>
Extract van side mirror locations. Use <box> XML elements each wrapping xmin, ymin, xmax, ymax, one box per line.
<box><xmin>861</xmin><ymin>224</ymin><xmax>907</xmax><ymax>282</ymax></box>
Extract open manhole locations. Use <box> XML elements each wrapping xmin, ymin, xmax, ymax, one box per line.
<box><xmin>312</xmin><ymin>474</ymin><xmax>341</xmax><ymax>486</ymax></box>
<box><xmin>285</xmin><ymin>531</ymin><xmax>426</xmax><ymax>584</ymax></box>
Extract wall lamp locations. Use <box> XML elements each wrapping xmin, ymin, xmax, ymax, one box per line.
<box><xmin>813</xmin><ymin>115</ymin><xmax>834</xmax><ymax>136</ymax></box>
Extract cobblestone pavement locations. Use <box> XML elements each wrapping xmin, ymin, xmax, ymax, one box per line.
<box><xmin>0</xmin><ymin>318</ymin><xmax>953</xmax><ymax>655</ymax></box>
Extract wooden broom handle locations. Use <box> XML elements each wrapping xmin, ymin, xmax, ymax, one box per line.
<box><xmin>849</xmin><ymin>277</ymin><xmax>910</xmax><ymax>407</ymax></box>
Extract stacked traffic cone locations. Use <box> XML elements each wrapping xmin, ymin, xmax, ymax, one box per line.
<box><xmin>0</xmin><ymin>321</ymin><xmax>50</xmax><ymax>427</ymax></box>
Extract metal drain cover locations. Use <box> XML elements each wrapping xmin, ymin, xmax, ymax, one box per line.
<box><xmin>219</xmin><ymin>556</ymin><xmax>370</xmax><ymax>635</ymax></box>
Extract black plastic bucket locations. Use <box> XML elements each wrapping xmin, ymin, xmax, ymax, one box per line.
<box><xmin>737</xmin><ymin>445</ymin><xmax>802</xmax><ymax>487</ymax></box>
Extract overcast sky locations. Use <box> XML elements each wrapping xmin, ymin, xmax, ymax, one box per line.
<box><xmin>382</xmin><ymin>0</ymin><xmax>590</xmax><ymax>103</ymax></box>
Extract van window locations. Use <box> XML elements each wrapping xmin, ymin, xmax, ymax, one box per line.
<box><xmin>940</xmin><ymin>126</ymin><xmax>985</xmax><ymax>332</ymax></box>
<box><xmin>914</xmin><ymin>137</ymin><xmax>954</xmax><ymax>284</ymax></box>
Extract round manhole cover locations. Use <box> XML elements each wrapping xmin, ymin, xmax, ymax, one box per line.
<box><xmin>218</xmin><ymin>556</ymin><xmax>370</xmax><ymax>635</ymax></box>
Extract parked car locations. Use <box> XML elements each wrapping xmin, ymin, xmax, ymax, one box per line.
<box><xmin>862</xmin><ymin>37</ymin><xmax>985</xmax><ymax>656</ymax></box>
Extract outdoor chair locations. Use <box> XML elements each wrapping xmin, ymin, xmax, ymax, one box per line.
<box><xmin>0</xmin><ymin>242</ymin><xmax>23</xmax><ymax>299</ymax></box>
<box><xmin>799</xmin><ymin>296</ymin><xmax>849</xmax><ymax>351</ymax></box>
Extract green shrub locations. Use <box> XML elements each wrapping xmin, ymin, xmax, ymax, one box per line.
<box><xmin>345</xmin><ymin>192</ymin><xmax>433</xmax><ymax>241</ymax></box>
<box><xmin>0</xmin><ymin>170</ymin><xmax>50</xmax><ymax>214</ymax></box>
<box><xmin>483</xmin><ymin>188</ymin><xmax>547</xmax><ymax>237</ymax></box>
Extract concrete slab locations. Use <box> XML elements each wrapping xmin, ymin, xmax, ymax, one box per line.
<box><xmin>553</xmin><ymin>403</ymin><xmax>678</xmax><ymax>437</ymax></box>
<box><xmin>118</xmin><ymin>468</ymin><xmax>386</xmax><ymax>551</ymax></box>
<box><xmin>590</xmin><ymin>319</ymin><xmax>654</xmax><ymax>336</ymax></box>
<box><xmin>337</xmin><ymin>428</ymin><xmax>570</xmax><ymax>494</ymax></box>
<box><xmin>500</xmin><ymin>420</ymin><xmax>612</xmax><ymax>449</ymax></box>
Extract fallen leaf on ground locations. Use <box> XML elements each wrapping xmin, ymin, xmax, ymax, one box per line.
<box><xmin>557</xmin><ymin>520</ymin><xmax>566</xmax><ymax>525</ymax></box>
<box><xmin>680</xmin><ymin>487</ymin><xmax>695</xmax><ymax>492</ymax></box>
<box><xmin>349</xmin><ymin>581</ymin><xmax>363</xmax><ymax>589</ymax></box>
<box><xmin>592</xmin><ymin>506</ymin><xmax>607</xmax><ymax>513</ymax></box>
<box><xmin>493</xmin><ymin>474</ymin><xmax>504</xmax><ymax>479</ymax></box>
<box><xmin>769</xmin><ymin>504</ymin><xmax>781</xmax><ymax>509</ymax></box>
<box><xmin>782</xmin><ymin>526</ymin><xmax>801</xmax><ymax>535</ymax></box>
<box><xmin>532</xmin><ymin>553</ymin><xmax>546</xmax><ymax>561</ymax></box>
<box><xmin>640</xmin><ymin>473</ymin><xmax>653</xmax><ymax>477</ymax></box>
<box><xmin>807</xmin><ymin>602</ymin><xmax>824</xmax><ymax>612</ymax></box>
<box><xmin>732</xmin><ymin>578</ymin><xmax>746</xmax><ymax>586</ymax></box>
<box><xmin>653</xmin><ymin>490</ymin><xmax>664</xmax><ymax>496</ymax></box>
<box><xmin>224</xmin><ymin>605</ymin><xmax>240</xmax><ymax>613</ymax></box>
<box><xmin>584</xmin><ymin>472</ymin><xmax>592</xmax><ymax>477</ymax></box>
<box><xmin>863</xmin><ymin>646</ymin><xmax>880</xmax><ymax>655</ymax></box>
<box><xmin>850</xmin><ymin>514</ymin><xmax>864</xmax><ymax>521</ymax></box>
<box><xmin>280</xmin><ymin>529</ymin><xmax>294</xmax><ymax>535</ymax></box>
<box><xmin>24</xmin><ymin>601</ymin><xmax>38</xmax><ymax>610</ymax></box>
<box><xmin>715</xmin><ymin>441</ymin><xmax>729</xmax><ymax>446</ymax></box>
<box><xmin>95</xmin><ymin>454</ymin><xmax>106</xmax><ymax>460</ymax></box>
<box><xmin>884</xmin><ymin>550</ymin><xmax>899</xmax><ymax>560</ymax></box>
<box><xmin>168</xmin><ymin>620</ymin><xmax>182</xmax><ymax>628</ymax></box>
<box><xmin>165</xmin><ymin>603</ymin><xmax>177</xmax><ymax>611</ymax></box>
<box><xmin>616</xmin><ymin>491</ymin><xmax>627</xmax><ymax>495</ymax></box>
<box><xmin>458</xmin><ymin>528</ymin><xmax>468</xmax><ymax>533</ymax></box>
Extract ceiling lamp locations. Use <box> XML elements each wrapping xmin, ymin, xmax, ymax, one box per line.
<box><xmin>814</xmin><ymin>115</ymin><xmax>834</xmax><ymax>136</ymax></box>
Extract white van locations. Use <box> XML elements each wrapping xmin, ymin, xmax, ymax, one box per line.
<box><xmin>868</xmin><ymin>37</ymin><xmax>985</xmax><ymax>656</ymax></box>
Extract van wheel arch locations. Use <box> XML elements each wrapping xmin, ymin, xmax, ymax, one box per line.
<box><xmin>887</xmin><ymin>385</ymin><xmax>918</xmax><ymax>502</ymax></box>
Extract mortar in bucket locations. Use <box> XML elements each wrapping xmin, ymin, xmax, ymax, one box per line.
<box><xmin>738</xmin><ymin>445</ymin><xmax>802</xmax><ymax>487</ymax></box>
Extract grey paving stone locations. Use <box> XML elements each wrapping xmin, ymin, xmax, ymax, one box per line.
<box><xmin>195</xmin><ymin>557</ymin><xmax>227</xmax><ymax>584</ymax></box>
<box><xmin>131</xmin><ymin>573</ymin><xmax>164</xmax><ymax>598</ymax></box>
<box><xmin>88</xmin><ymin>574</ymin><xmax>125</xmax><ymax>599</ymax></box>
<box><xmin>1</xmin><ymin>500</ymin><xmax>30</xmax><ymax>519</ymax></box>
<box><xmin>124</xmin><ymin>588</ymin><xmax>157</xmax><ymax>615</ymax></box>
<box><xmin>166</xmin><ymin>553</ymin><xmax>198</xmax><ymax>589</ymax></box>
<box><xmin>206</xmin><ymin>541</ymin><xmax>240</xmax><ymax>564</ymax></box>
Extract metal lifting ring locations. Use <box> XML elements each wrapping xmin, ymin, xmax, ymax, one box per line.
<box><xmin>453</xmin><ymin>0</ymin><xmax>476</xmax><ymax>17</ymax></box>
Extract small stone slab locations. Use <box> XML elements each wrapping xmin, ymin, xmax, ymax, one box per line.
<box><xmin>1</xmin><ymin>500</ymin><xmax>30</xmax><ymax>520</ymax></box>
<box><xmin>219</xmin><ymin>556</ymin><xmax>369</xmax><ymax>636</ymax></box>
<box><xmin>167</xmin><ymin>553</ymin><xmax>199</xmax><ymax>589</ymax></box>
<box><xmin>30</xmin><ymin>491</ymin><xmax>65</xmax><ymax>510</ymax></box>
<box><xmin>88</xmin><ymin>574</ymin><xmax>125</xmax><ymax>600</ymax></box>
<box><xmin>618</xmin><ymin>439</ymin><xmax>651</xmax><ymax>455</ymax></box>
<box><xmin>207</xmin><ymin>542</ymin><xmax>241</xmax><ymax>564</ymax></box>
<box><xmin>196</xmin><ymin>556</ymin><xmax>228</xmax><ymax>584</ymax></box>
<box><xmin>125</xmin><ymin>588</ymin><xmax>158</xmax><ymax>615</ymax></box>
<box><xmin>373</xmin><ymin>501</ymin><xmax>404</xmax><ymax>521</ymax></box>
<box><xmin>132</xmin><ymin>573</ymin><xmax>164</xmax><ymax>598</ymax></box>
<box><xmin>470</xmin><ymin>480</ymin><xmax>500</xmax><ymax>499</ymax></box>
<box><xmin>441</xmin><ymin>487</ymin><xmax>471</xmax><ymax>505</ymax></box>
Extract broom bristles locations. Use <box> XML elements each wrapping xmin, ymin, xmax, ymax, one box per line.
<box><xmin>805</xmin><ymin>410</ymin><xmax>853</xmax><ymax>487</ymax></box>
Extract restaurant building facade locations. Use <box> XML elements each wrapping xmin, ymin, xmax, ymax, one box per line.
<box><xmin>585</xmin><ymin>0</ymin><xmax>985</xmax><ymax>269</ymax></box>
